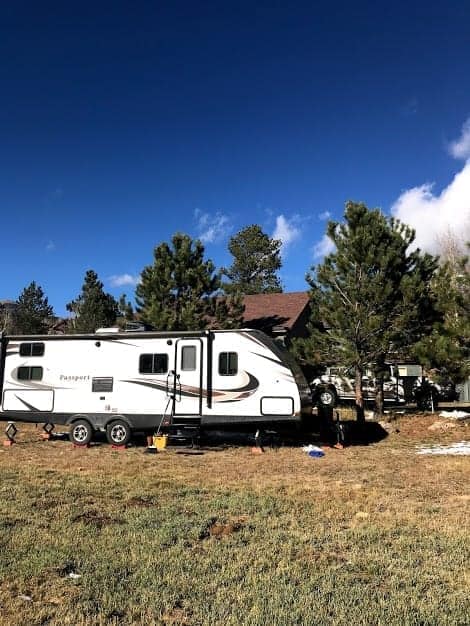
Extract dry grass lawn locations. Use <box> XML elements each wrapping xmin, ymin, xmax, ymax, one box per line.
<box><xmin>0</xmin><ymin>415</ymin><xmax>469</xmax><ymax>625</ymax></box>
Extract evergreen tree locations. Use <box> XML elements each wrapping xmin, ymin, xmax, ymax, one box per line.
<box><xmin>15</xmin><ymin>282</ymin><xmax>54</xmax><ymax>334</ymax></box>
<box><xmin>118</xmin><ymin>294</ymin><xmax>134</xmax><ymax>321</ymax></box>
<box><xmin>0</xmin><ymin>303</ymin><xmax>18</xmax><ymax>334</ymax></box>
<box><xmin>67</xmin><ymin>270</ymin><xmax>119</xmax><ymax>333</ymax></box>
<box><xmin>211</xmin><ymin>292</ymin><xmax>245</xmax><ymax>330</ymax></box>
<box><xmin>299</xmin><ymin>201</ymin><xmax>439</xmax><ymax>420</ymax></box>
<box><xmin>136</xmin><ymin>233</ymin><xmax>220</xmax><ymax>330</ymax></box>
<box><xmin>222</xmin><ymin>225</ymin><xmax>283</xmax><ymax>294</ymax></box>
<box><xmin>413</xmin><ymin>243</ymin><xmax>470</xmax><ymax>384</ymax></box>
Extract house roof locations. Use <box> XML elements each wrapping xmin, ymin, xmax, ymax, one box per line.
<box><xmin>242</xmin><ymin>291</ymin><xmax>310</xmax><ymax>335</ymax></box>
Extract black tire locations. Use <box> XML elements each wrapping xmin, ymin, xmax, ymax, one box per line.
<box><xmin>106</xmin><ymin>420</ymin><xmax>131</xmax><ymax>446</ymax></box>
<box><xmin>69</xmin><ymin>419</ymin><xmax>93</xmax><ymax>445</ymax></box>
<box><xmin>318</xmin><ymin>386</ymin><xmax>337</xmax><ymax>408</ymax></box>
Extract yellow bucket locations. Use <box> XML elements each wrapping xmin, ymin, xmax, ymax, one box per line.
<box><xmin>154</xmin><ymin>434</ymin><xmax>168</xmax><ymax>450</ymax></box>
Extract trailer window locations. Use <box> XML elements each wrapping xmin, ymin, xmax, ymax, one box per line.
<box><xmin>17</xmin><ymin>366</ymin><xmax>43</xmax><ymax>381</ymax></box>
<box><xmin>19</xmin><ymin>343</ymin><xmax>45</xmax><ymax>357</ymax></box>
<box><xmin>181</xmin><ymin>346</ymin><xmax>196</xmax><ymax>371</ymax></box>
<box><xmin>219</xmin><ymin>352</ymin><xmax>238</xmax><ymax>376</ymax></box>
<box><xmin>139</xmin><ymin>353</ymin><xmax>168</xmax><ymax>374</ymax></box>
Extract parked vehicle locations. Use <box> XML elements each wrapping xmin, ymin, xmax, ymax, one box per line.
<box><xmin>311</xmin><ymin>363</ymin><xmax>457</xmax><ymax>409</ymax></box>
<box><xmin>310</xmin><ymin>364</ymin><xmax>408</xmax><ymax>408</ymax></box>
<box><xmin>0</xmin><ymin>329</ymin><xmax>312</xmax><ymax>445</ymax></box>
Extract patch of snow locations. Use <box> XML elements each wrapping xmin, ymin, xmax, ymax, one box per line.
<box><xmin>416</xmin><ymin>441</ymin><xmax>470</xmax><ymax>455</ymax></box>
<box><xmin>439</xmin><ymin>410</ymin><xmax>470</xmax><ymax>420</ymax></box>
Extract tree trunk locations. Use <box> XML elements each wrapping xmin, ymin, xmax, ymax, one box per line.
<box><xmin>374</xmin><ymin>358</ymin><xmax>385</xmax><ymax>418</ymax></box>
<box><xmin>355</xmin><ymin>366</ymin><xmax>365</xmax><ymax>422</ymax></box>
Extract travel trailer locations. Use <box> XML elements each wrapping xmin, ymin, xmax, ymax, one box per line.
<box><xmin>0</xmin><ymin>329</ymin><xmax>311</xmax><ymax>445</ymax></box>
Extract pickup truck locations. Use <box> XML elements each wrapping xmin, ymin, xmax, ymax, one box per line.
<box><xmin>310</xmin><ymin>364</ymin><xmax>410</xmax><ymax>408</ymax></box>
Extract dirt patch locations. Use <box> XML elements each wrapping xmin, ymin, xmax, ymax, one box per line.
<box><xmin>198</xmin><ymin>516</ymin><xmax>245</xmax><ymax>540</ymax></box>
<box><xmin>126</xmin><ymin>495</ymin><xmax>156</xmax><ymax>508</ymax></box>
<box><xmin>388</xmin><ymin>413</ymin><xmax>468</xmax><ymax>440</ymax></box>
<box><xmin>162</xmin><ymin>607</ymin><xmax>192</xmax><ymax>625</ymax></box>
<box><xmin>72</xmin><ymin>509</ymin><xmax>123</xmax><ymax>528</ymax></box>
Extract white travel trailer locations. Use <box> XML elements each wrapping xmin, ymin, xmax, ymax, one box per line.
<box><xmin>0</xmin><ymin>329</ymin><xmax>311</xmax><ymax>445</ymax></box>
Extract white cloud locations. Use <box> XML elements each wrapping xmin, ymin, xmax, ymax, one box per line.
<box><xmin>313</xmin><ymin>233</ymin><xmax>335</xmax><ymax>259</ymax></box>
<box><xmin>108</xmin><ymin>273</ymin><xmax>140</xmax><ymax>288</ymax></box>
<box><xmin>449</xmin><ymin>117</ymin><xmax>470</xmax><ymax>160</ymax></box>
<box><xmin>194</xmin><ymin>209</ymin><xmax>231</xmax><ymax>244</ymax></box>
<box><xmin>391</xmin><ymin>162</ymin><xmax>470</xmax><ymax>254</ymax></box>
<box><xmin>318</xmin><ymin>211</ymin><xmax>331</xmax><ymax>221</ymax></box>
<box><xmin>272</xmin><ymin>214</ymin><xmax>301</xmax><ymax>252</ymax></box>
<box><xmin>45</xmin><ymin>240</ymin><xmax>55</xmax><ymax>252</ymax></box>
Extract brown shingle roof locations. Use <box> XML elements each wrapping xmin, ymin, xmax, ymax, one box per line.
<box><xmin>242</xmin><ymin>291</ymin><xmax>310</xmax><ymax>335</ymax></box>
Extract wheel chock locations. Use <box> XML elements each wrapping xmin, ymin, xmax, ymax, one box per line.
<box><xmin>111</xmin><ymin>444</ymin><xmax>127</xmax><ymax>451</ymax></box>
<box><xmin>3</xmin><ymin>439</ymin><xmax>14</xmax><ymax>447</ymax></box>
<box><xmin>251</xmin><ymin>446</ymin><xmax>264</xmax><ymax>454</ymax></box>
<box><xmin>72</xmin><ymin>443</ymin><xmax>90</xmax><ymax>449</ymax></box>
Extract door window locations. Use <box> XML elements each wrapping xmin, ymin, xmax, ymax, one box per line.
<box><xmin>181</xmin><ymin>346</ymin><xmax>196</xmax><ymax>371</ymax></box>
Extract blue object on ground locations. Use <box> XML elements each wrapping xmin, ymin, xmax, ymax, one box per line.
<box><xmin>308</xmin><ymin>449</ymin><xmax>325</xmax><ymax>458</ymax></box>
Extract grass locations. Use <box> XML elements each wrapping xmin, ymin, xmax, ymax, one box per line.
<box><xmin>0</xmin><ymin>415</ymin><xmax>468</xmax><ymax>625</ymax></box>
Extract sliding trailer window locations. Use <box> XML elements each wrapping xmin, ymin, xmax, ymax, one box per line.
<box><xmin>218</xmin><ymin>352</ymin><xmax>238</xmax><ymax>376</ymax></box>
<box><xmin>19</xmin><ymin>342</ymin><xmax>45</xmax><ymax>357</ymax></box>
<box><xmin>139</xmin><ymin>353</ymin><xmax>169</xmax><ymax>374</ymax></box>
<box><xmin>17</xmin><ymin>366</ymin><xmax>43</xmax><ymax>381</ymax></box>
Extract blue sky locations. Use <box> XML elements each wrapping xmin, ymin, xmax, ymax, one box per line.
<box><xmin>1</xmin><ymin>1</ymin><xmax>470</xmax><ymax>315</ymax></box>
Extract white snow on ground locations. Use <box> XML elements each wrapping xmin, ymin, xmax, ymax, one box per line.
<box><xmin>439</xmin><ymin>410</ymin><xmax>470</xmax><ymax>420</ymax></box>
<box><xmin>417</xmin><ymin>442</ymin><xmax>470</xmax><ymax>455</ymax></box>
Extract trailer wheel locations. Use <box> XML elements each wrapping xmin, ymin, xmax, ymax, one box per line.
<box><xmin>318</xmin><ymin>386</ymin><xmax>337</xmax><ymax>408</ymax></box>
<box><xmin>70</xmin><ymin>419</ymin><xmax>93</xmax><ymax>445</ymax></box>
<box><xmin>106</xmin><ymin>420</ymin><xmax>131</xmax><ymax>446</ymax></box>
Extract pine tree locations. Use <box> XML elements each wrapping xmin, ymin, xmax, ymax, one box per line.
<box><xmin>413</xmin><ymin>243</ymin><xmax>470</xmax><ymax>384</ymax></box>
<box><xmin>67</xmin><ymin>270</ymin><xmax>119</xmax><ymax>333</ymax></box>
<box><xmin>135</xmin><ymin>233</ymin><xmax>220</xmax><ymax>330</ymax></box>
<box><xmin>118</xmin><ymin>294</ymin><xmax>134</xmax><ymax>321</ymax></box>
<box><xmin>211</xmin><ymin>292</ymin><xmax>245</xmax><ymax>330</ymax></box>
<box><xmin>300</xmin><ymin>201</ymin><xmax>439</xmax><ymax>420</ymax></box>
<box><xmin>15</xmin><ymin>282</ymin><xmax>54</xmax><ymax>334</ymax></box>
<box><xmin>222</xmin><ymin>225</ymin><xmax>283</xmax><ymax>294</ymax></box>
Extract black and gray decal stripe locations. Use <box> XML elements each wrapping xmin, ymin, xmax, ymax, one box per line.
<box><xmin>122</xmin><ymin>372</ymin><xmax>259</xmax><ymax>398</ymax></box>
<box><xmin>14</xmin><ymin>395</ymin><xmax>40</xmax><ymax>411</ymax></box>
<box><xmin>250</xmin><ymin>352</ymin><xmax>288</xmax><ymax>368</ymax></box>
<box><xmin>123</xmin><ymin>379</ymin><xmax>202</xmax><ymax>398</ymax></box>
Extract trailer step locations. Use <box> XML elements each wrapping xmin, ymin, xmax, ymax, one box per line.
<box><xmin>167</xmin><ymin>421</ymin><xmax>201</xmax><ymax>447</ymax></box>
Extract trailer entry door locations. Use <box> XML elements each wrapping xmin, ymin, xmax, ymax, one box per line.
<box><xmin>173</xmin><ymin>339</ymin><xmax>203</xmax><ymax>415</ymax></box>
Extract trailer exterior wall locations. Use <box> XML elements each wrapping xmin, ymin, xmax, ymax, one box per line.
<box><xmin>0</xmin><ymin>330</ymin><xmax>310</xmax><ymax>430</ymax></box>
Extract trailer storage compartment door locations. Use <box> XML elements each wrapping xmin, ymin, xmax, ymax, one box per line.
<box><xmin>3</xmin><ymin>389</ymin><xmax>54</xmax><ymax>412</ymax></box>
<box><xmin>261</xmin><ymin>396</ymin><xmax>294</xmax><ymax>416</ymax></box>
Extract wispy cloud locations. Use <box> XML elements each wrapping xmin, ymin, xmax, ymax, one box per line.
<box><xmin>318</xmin><ymin>211</ymin><xmax>331</xmax><ymax>221</ymax></box>
<box><xmin>448</xmin><ymin>117</ymin><xmax>470</xmax><ymax>160</ymax></box>
<box><xmin>108</xmin><ymin>273</ymin><xmax>140</xmax><ymax>288</ymax></box>
<box><xmin>272</xmin><ymin>214</ymin><xmax>301</xmax><ymax>254</ymax></box>
<box><xmin>391</xmin><ymin>119</ymin><xmax>470</xmax><ymax>254</ymax></box>
<box><xmin>194</xmin><ymin>209</ymin><xmax>231</xmax><ymax>244</ymax></box>
<box><xmin>313</xmin><ymin>233</ymin><xmax>335</xmax><ymax>259</ymax></box>
<box><xmin>45</xmin><ymin>240</ymin><xmax>55</xmax><ymax>252</ymax></box>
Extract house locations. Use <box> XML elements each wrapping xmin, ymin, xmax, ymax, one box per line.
<box><xmin>241</xmin><ymin>291</ymin><xmax>310</xmax><ymax>344</ymax></box>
